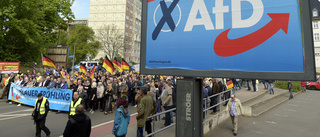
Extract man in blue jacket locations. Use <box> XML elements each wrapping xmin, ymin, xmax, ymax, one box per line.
<box><xmin>59</xmin><ymin>78</ymin><xmax>68</xmax><ymax>89</ymax></box>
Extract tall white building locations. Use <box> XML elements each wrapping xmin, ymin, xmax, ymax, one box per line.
<box><xmin>88</xmin><ymin>0</ymin><xmax>141</xmax><ymax>63</ymax></box>
<box><xmin>311</xmin><ymin>0</ymin><xmax>320</xmax><ymax>72</ymax></box>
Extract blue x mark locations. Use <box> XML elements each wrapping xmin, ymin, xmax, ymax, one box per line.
<box><xmin>152</xmin><ymin>0</ymin><xmax>179</xmax><ymax>40</ymax></box>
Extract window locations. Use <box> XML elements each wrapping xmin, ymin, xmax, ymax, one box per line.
<box><xmin>314</xmin><ymin>22</ymin><xmax>319</xmax><ymax>29</ymax></box>
<box><xmin>126</xmin><ymin>23</ymin><xmax>128</xmax><ymax>28</ymax></box>
<box><xmin>125</xmin><ymin>32</ymin><xmax>128</xmax><ymax>36</ymax></box>
<box><xmin>313</xmin><ymin>9</ymin><xmax>318</xmax><ymax>17</ymax></box>
<box><xmin>130</xmin><ymin>9</ymin><xmax>133</xmax><ymax>14</ymax></box>
<box><xmin>126</xmin><ymin>15</ymin><xmax>129</xmax><ymax>20</ymax></box>
<box><xmin>315</xmin><ymin>33</ymin><xmax>319</xmax><ymax>41</ymax></box>
<box><xmin>127</xmin><ymin>7</ymin><xmax>129</xmax><ymax>11</ymax></box>
<box><xmin>130</xmin><ymin>17</ymin><xmax>132</xmax><ymax>22</ymax></box>
<box><xmin>131</xmin><ymin>2</ymin><xmax>133</xmax><ymax>6</ymax></box>
<box><xmin>127</xmin><ymin>0</ymin><xmax>130</xmax><ymax>4</ymax></box>
<box><xmin>130</xmin><ymin>25</ymin><xmax>132</xmax><ymax>29</ymax></box>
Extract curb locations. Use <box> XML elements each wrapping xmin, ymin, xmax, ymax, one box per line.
<box><xmin>250</xmin><ymin>91</ymin><xmax>287</xmax><ymax>108</ymax></box>
<box><xmin>252</xmin><ymin>91</ymin><xmax>302</xmax><ymax>117</ymax></box>
<box><xmin>242</xmin><ymin>90</ymin><xmax>268</xmax><ymax>104</ymax></box>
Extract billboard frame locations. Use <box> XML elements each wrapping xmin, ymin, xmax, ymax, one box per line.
<box><xmin>140</xmin><ymin>0</ymin><xmax>316</xmax><ymax>81</ymax></box>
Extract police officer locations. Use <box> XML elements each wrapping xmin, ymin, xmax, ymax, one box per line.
<box><xmin>69</xmin><ymin>92</ymin><xmax>83</xmax><ymax>118</ymax></box>
<box><xmin>31</xmin><ymin>93</ymin><xmax>51</xmax><ymax>137</ymax></box>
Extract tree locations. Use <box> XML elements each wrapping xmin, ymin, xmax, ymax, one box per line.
<box><xmin>95</xmin><ymin>24</ymin><xmax>124</xmax><ymax>59</ymax></box>
<box><xmin>0</xmin><ymin>0</ymin><xmax>74</xmax><ymax>62</ymax></box>
<box><xmin>67</xmin><ymin>24</ymin><xmax>101</xmax><ymax>64</ymax></box>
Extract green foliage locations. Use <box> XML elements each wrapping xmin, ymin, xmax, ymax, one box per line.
<box><xmin>0</xmin><ymin>0</ymin><xmax>74</xmax><ymax>62</ymax></box>
<box><xmin>274</xmin><ymin>81</ymin><xmax>302</xmax><ymax>92</ymax></box>
<box><xmin>67</xmin><ymin>24</ymin><xmax>101</xmax><ymax>64</ymax></box>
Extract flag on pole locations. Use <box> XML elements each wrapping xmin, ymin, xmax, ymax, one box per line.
<box><xmin>121</xmin><ymin>58</ymin><xmax>130</xmax><ymax>70</ymax></box>
<box><xmin>112</xmin><ymin>57</ymin><xmax>122</xmax><ymax>73</ymax></box>
<box><xmin>43</xmin><ymin>66</ymin><xmax>46</xmax><ymax>72</ymax></box>
<box><xmin>67</xmin><ymin>74</ymin><xmax>70</xmax><ymax>79</ymax></box>
<box><xmin>74</xmin><ymin>79</ymin><xmax>77</xmax><ymax>85</ymax></box>
<box><xmin>79</xmin><ymin>64</ymin><xmax>87</xmax><ymax>75</ymax></box>
<box><xmin>129</xmin><ymin>66</ymin><xmax>133</xmax><ymax>75</ymax></box>
<box><xmin>81</xmin><ymin>74</ymin><xmax>86</xmax><ymax>80</ymax></box>
<box><xmin>56</xmin><ymin>62</ymin><xmax>60</xmax><ymax>70</ymax></box>
<box><xmin>41</xmin><ymin>54</ymin><xmax>56</xmax><ymax>68</ymax></box>
<box><xmin>103</xmin><ymin>56</ymin><xmax>114</xmax><ymax>74</ymax></box>
<box><xmin>90</xmin><ymin>65</ymin><xmax>95</xmax><ymax>79</ymax></box>
<box><xmin>33</xmin><ymin>64</ymin><xmax>36</xmax><ymax>75</ymax></box>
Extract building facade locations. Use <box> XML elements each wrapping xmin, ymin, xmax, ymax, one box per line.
<box><xmin>88</xmin><ymin>0</ymin><xmax>141</xmax><ymax>63</ymax></box>
<box><xmin>311</xmin><ymin>0</ymin><xmax>320</xmax><ymax>71</ymax></box>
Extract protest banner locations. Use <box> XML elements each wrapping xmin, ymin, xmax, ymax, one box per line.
<box><xmin>9</xmin><ymin>84</ymin><xmax>72</xmax><ymax>111</ymax></box>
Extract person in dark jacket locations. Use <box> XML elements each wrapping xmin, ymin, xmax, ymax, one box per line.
<box><xmin>31</xmin><ymin>93</ymin><xmax>51</xmax><ymax>137</ymax></box>
<box><xmin>288</xmin><ymin>81</ymin><xmax>294</xmax><ymax>99</ymax></box>
<box><xmin>63</xmin><ymin>104</ymin><xmax>91</xmax><ymax>137</ymax></box>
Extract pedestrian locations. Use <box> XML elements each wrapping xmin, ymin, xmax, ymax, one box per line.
<box><xmin>301</xmin><ymin>81</ymin><xmax>306</xmax><ymax>92</ymax></box>
<box><xmin>63</xmin><ymin>104</ymin><xmax>91</xmax><ymax>137</ymax></box>
<box><xmin>160</xmin><ymin>81</ymin><xmax>173</xmax><ymax>128</ymax></box>
<box><xmin>105</xmin><ymin>83</ymin><xmax>114</xmax><ymax>115</ymax></box>
<box><xmin>112</xmin><ymin>97</ymin><xmax>130</xmax><ymax>137</ymax></box>
<box><xmin>268</xmin><ymin>80</ymin><xmax>274</xmax><ymax>94</ymax></box>
<box><xmin>225</xmin><ymin>94</ymin><xmax>244</xmax><ymax>136</ymax></box>
<box><xmin>69</xmin><ymin>92</ymin><xmax>84</xmax><ymax>118</ymax></box>
<box><xmin>31</xmin><ymin>93</ymin><xmax>51</xmax><ymax>137</ymax></box>
<box><xmin>288</xmin><ymin>81</ymin><xmax>294</xmax><ymax>99</ymax></box>
<box><xmin>96</xmin><ymin>82</ymin><xmax>105</xmax><ymax>112</ymax></box>
<box><xmin>89</xmin><ymin>82</ymin><xmax>97</xmax><ymax>114</ymax></box>
<box><xmin>136</xmin><ymin>86</ymin><xmax>155</xmax><ymax>137</ymax></box>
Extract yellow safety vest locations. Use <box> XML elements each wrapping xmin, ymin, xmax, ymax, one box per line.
<box><xmin>70</xmin><ymin>98</ymin><xmax>82</xmax><ymax>116</ymax></box>
<box><xmin>36</xmin><ymin>76</ymin><xmax>42</xmax><ymax>82</ymax></box>
<box><xmin>34</xmin><ymin>97</ymin><xmax>47</xmax><ymax>115</ymax></box>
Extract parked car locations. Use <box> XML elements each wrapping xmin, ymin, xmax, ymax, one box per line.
<box><xmin>306</xmin><ymin>80</ymin><xmax>320</xmax><ymax>90</ymax></box>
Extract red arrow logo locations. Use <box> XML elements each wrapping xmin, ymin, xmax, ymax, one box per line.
<box><xmin>148</xmin><ymin>0</ymin><xmax>155</xmax><ymax>2</ymax></box>
<box><xmin>214</xmin><ymin>13</ymin><xmax>290</xmax><ymax>57</ymax></box>
<box><xmin>16</xmin><ymin>95</ymin><xmax>21</xmax><ymax>100</ymax></box>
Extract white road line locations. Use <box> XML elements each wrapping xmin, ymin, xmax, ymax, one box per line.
<box><xmin>265</xmin><ymin>121</ymin><xmax>277</xmax><ymax>124</ymax></box>
<box><xmin>274</xmin><ymin>114</ymin><xmax>288</xmax><ymax>117</ymax></box>
<box><xmin>283</xmin><ymin>108</ymin><xmax>296</xmax><ymax>112</ymax></box>
<box><xmin>0</xmin><ymin>109</ymin><xmax>34</xmax><ymax>115</ymax></box>
<box><xmin>91</xmin><ymin>112</ymin><xmax>138</xmax><ymax>128</ymax></box>
<box><xmin>288</xmin><ymin>104</ymin><xmax>298</xmax><ymax>107</ymax></box>
<box><xmin>0</xmin><ymin>114</ymin><xmax>30</xmax><ymax>121</ymax></box>
<box><xmin>251</xmin><ymin>130</ymin><xmax>263</xmax><ymax>134</ymax></box>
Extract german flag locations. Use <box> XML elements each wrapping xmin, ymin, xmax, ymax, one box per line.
<box><xmin>90</xmin><ymin>65</ymin><xmax>95</xmax><ymax>79</ymax></box>
<box><xmin>43</xmin><ymin>66</ymin><xmax>46</xmax><ymax>72</ymax></box>
<box><xmin>121</xmin><ymin>58</ymin><xmax>130</xmax><ymax>70</ymax></box>
<box><xmin>103</xmin><ymin>56</ymin><xmax>114</xmax><ymax>74</ymax></box>
<box><xmin>74</xmin><ymin>71</ymin><xmax>79</xmax><ymax>76</ymax></box>
<box><xmin>79</xmin><ymin>64</ymin><xmax>87</xmax><ymax>75</ymax></box>
<box><xmin>112</xmin><ymin>57</ymin><xmax>122</xmax><ymax>73</ymax></box>
<box><xmin>227</xmin><ymin>80</ymin><xmax>234</xmax><ymax>89</ymax></box>
<box><xmin>74</xmin><ymin>79</ymin><xmax>77</xmax><ymax>85</ymax></box>
<box><xmin>60</xmin><ymin>71</ymin><xmax>66</xmax><ymax>78</ymax></box>
<box><xmin>67</xmin><ymin>74</ymin><xmax>70</xmax><ymax>79</ymax></box>
<box><xmin>42</xmin><ymin>54</ymin><xmax>56</xmax><ymax>68</ymax></box>
<box><xmin>81</xmin><ymin>74</ymin><xmax>86</xmax><ymax>80</ymax></box>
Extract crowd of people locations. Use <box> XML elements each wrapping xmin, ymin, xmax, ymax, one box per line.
<box><xmin>0</xmin><ymin>66</ymin><xmax>305</xmax><ymax>137</ymax></box>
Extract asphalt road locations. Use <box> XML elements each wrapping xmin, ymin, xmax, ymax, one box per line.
<box><xmin>0</xmin><ymin>96</ymin><xmax>138</xmax><ymax>137</ymax></box>
<box><xmin>206</xmin><ymin>90</ymin><xmax>320</xmax><ymax>137</ymax></box>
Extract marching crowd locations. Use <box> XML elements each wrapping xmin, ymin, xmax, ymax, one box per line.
<box><xmin>0</xmin><ymin>66</ymin><xmax>303</xmax><ymax>137</ymax></box>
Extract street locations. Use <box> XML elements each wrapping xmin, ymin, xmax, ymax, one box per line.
<box><xmin>0</xmin><ymin>97</ymin><xmax>138</xmax><ymax>137</ymax></box>
<box><xmin>206</xmin><ymin>90</ymin><xmax>320</xmax><ymax>137</ymax></box>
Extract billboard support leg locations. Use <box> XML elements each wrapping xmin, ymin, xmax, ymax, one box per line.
<box><xmin>176</xmin><ymin>77</ymin><xmax>203</xmax><ymax>137</ymax></box>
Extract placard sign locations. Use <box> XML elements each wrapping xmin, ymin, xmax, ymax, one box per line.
<box><xmin>141</xmin><ymin>0</ymin><xmax>316</xmax><ymax>80</ymax></box>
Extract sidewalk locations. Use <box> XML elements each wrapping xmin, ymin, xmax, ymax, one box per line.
<box><xmin>96</xmin><ymin>83</ymin><xmax>271</xmax><ymax>137</ymax></box>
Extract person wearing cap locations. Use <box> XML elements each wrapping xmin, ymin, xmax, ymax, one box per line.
<box><xmin>31</xmin><ymin>93</ymin><xmax>51</xmax><ymax>137</ymax></box>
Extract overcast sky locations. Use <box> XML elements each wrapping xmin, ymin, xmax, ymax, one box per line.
<box><xmin>71</xmin><ymin>0</ymin><xmax>90</xmax><ymax>19</ymax></box>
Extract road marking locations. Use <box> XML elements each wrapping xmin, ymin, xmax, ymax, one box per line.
<box><xmin>265</xmin><ymin>121</ymin><xmax>277</xmax><ymax>124</ymax></box>
<box><xmin>0</xmin><ymin>114</ymin><xmax>30</xmax><ymax>121</ymax></box>
<box><xmin>288</xmin><ymin>104</ymin><xmax>298</xmax><ymax>107</ymax></box>
<box><xmin>283</xmin><ymin>108</ymin><xmax>296</xmax><ymax>112</ymax></box>
<box><xmin>274</xmin><ymin>114</ymin><xmax>287</xmax><ymax>117</ymax></box>
<box><xmin>251</xmin><ymin>130</ymin><xmax>262</xmax><ymax>134</ymax></box>
<box><xmin>91</xmin><ymin>112</ymin><xmax>138</xmax><ymax>128</ymax></box>
<box><xmin>0</xmin><ymin>109</ymin><xmax>34</xmax><ymax>115</ymax></box>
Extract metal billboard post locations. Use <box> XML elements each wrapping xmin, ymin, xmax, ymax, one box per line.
<box><xmin>176</xmin><ymin>77</ymin><xmax>203</xmax><ymax>137</ymax></box>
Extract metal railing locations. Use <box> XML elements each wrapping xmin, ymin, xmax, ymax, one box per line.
<box><xmin>145</xmin><ymin>107</ymin><xmax>176</xmax><ymax>137</ymax></box>
<box><xmin>144</xmin><ymin>89</ymin><xmax>232</xmax><ymax>137</ymax></box>
<box><xmin>203</xmin><ymin>89</ymin><xmax>232</xmax><ymax>118</ymax></box>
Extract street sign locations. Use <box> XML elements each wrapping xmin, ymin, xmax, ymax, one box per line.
<box><xmin>141</xmin><ymin>0</ymin><xmax>316</xmax><ymax>81</ymax></box>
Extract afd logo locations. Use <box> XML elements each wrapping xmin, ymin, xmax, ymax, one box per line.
<box><xmin>149</xmin><ymin>0</ymin><xmax>290</xmax><ymax>57</ymax></box>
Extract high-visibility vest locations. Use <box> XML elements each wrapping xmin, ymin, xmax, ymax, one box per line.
<box><xmin>34</xmin><ymin>97</ymin><xmax>47</xmax><ymax>115</ymax></box>
<box><xmin>36</xmin><ymin>76</ymin><xmax>42</xmax><ymax>82</ymax></box>
<box><xmin>70</xmin><ymin>98</ymin><xmax>82</xmax><ymax>116</ymax></box>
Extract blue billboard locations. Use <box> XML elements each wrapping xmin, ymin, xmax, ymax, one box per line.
<box><xmin>142</xmin><ymin>0</ymin><xmax>316</xmax><ymax>80</ymax></box>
